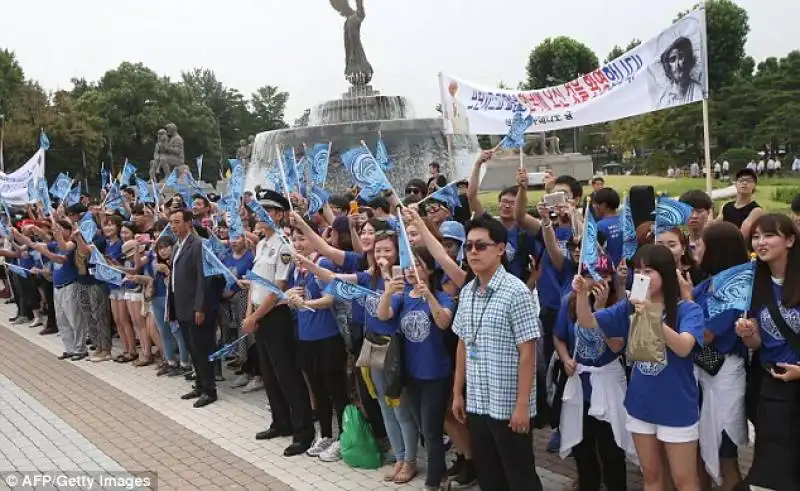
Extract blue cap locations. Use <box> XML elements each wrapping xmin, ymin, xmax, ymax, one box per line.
<box><xmin>439</xmin><ymin>221</ymin><xmax>465</xmax><ymax>243</ymax></box>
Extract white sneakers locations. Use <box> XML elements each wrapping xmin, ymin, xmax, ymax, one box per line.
<box><xmin>306</xmin><ymin>437</ymin><xmax>335</xmax><ymax>457</ymax></box>
<box><xmin>230</xmin><ymin>374</ymin><xmax>250</xmax><ymax>388</ymax></box>
<box><xmin>242</xmin><ymin>377</ymin><xmax>264</xmax><ymax>393</ymax></box>
<box><xmin>318</xmin><ymin>441</ymin><xmax>341</xmax><ymax>462</ymax></box>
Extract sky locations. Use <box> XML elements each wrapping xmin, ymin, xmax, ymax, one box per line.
<box><xmin>1</xmin><ymin>0</ymin><xmax>797</xmax><ymax>125</ymax></box>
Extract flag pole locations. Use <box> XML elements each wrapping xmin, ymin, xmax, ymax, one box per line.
<box><xmin>274</xmin><ymin>144</ymin><xmax>294</xmax><ymax>213</ymax></box>
<box><xmin>702</xmin><ymin>98</ymin><xmax>712</xmax><ymax>195</ymax></box>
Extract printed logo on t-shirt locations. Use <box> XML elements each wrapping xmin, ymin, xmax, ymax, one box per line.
<box><xmin>574</xmin><ymin>323</ymin><xmax>606</xmax><ymax>361</ymax></box>
<box><xmin>505</xmin><ymin>240</ymin><xmax>516</xmax><ymax>262</ymax></box>
<box><xmin>760</xmin><ymin>303</ymin><xmax>800</xmax><ymax>341</ymax></box>
<box><xmin>635</xmin><ymin>358</ymin><xmax>667</xmax><ymax>377</ymax></box>
<box><xmin>401</xmin><ymin>310</ymin><xmax>431</xmax><ymax>343</ymax></box>
<box><xmin>364</xmin><ymin>294</ymin><xmax>380</xmax><ymax>317</ymax></box>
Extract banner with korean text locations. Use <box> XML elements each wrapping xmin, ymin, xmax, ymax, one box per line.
<box><xmin>439</xmin><ymin>8</ymin><xmax>708</xmax><ymax>135</ymax></box>
<box><xmin>0</xmin><ymin>149</ymin><xmax>46</xmax><ymax>206</ymax></box>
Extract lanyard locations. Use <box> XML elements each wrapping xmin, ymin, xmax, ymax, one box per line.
<box><xmin>468</xmin><ymin>276</ymin><xmax>505</xmax><ymax>346</ymax></box>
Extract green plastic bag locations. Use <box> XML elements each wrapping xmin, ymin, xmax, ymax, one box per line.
<box><xmin>340</xmin><ymin>404</ymin><xmax>382</xmax><ymax>469</ymax></box>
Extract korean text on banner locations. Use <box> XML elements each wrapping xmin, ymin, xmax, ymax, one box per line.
<box><xmin>0</xmin><ymin>149</ymin><xmax>46</xmax><ymax>206</ymax></box>
<box><xmin>439</xmin><ymin>8</ymin><xmax>707</xmax><ymax>135</ymax></box>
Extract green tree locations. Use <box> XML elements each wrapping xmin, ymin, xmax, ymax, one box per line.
<box><xmin>0</xmin><ymin>49</ymin><xmax>24</xmax><ymax>117</ymax></box>
<box><xmin>604</xmin><ymin>39</ymin><xmax>642</xmax><ymax>63</ymax></box>
<box><xmin>524</xmin><ymin>36</ymin><xmax>599</xmax><ymax>89</ymax></box>
<box><xmin>248</xmin><ymin>85</ymin><xmax>289</xmax><ymax>132</ymax></box>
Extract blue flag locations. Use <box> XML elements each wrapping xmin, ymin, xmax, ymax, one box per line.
<box><xmin>164</xmin><ymin>168</ymin><xmax>180</xmax><ymax>189</ymax></box>
<box><xmin>580</xmin><ymin>209</ymin><xmax>602</xmax><ymax>281</ymax></box>
<box><xmin>308</xmin><ymin>143</ymin><xmax>330</xmax><ymax>186</ymax></box>
<box><xmin>39</xmin><ymin>130</ymin><xmax>50</xmax><ymax>151</ymax></box>
<box><xmin>706</xmin><ymin>260</ymin><xmax>756</xmax><ymax>320</ymax></box>
<box><xmin>0</xmin><ymin>220</ymin><xmax>10</xmax><ymax>237</ymax></box>
<box><xmin>93</xmin><ymin>263</ymin><xmax>124</xmax><ymax>286</ymax></box>
<box><xmin>37</xmin><ymin>179</ymin><xmax>52</xmax><ymax>215</ymax></box>
<box><xmin>500</xmin><ymin>109</ymin><xmax>534</xmax><ymax>149</ymax></box>
<box><xmin>105</xmin><ymin>183</ymin><xmax>123</xmax><ymax>210</ymax></box>
<box><xmin>49</xmin><ymin>173</ymin><xmax>72</xmax><ymax>200</ymax></box>
<box><xmin>89</xmin><ymin>247</ymin><xmax>107</xmax><ymax>265</ymax></box>
<box><xmin>208</xmin><ymin>334</ymin><xmax>248</xmax><ymax>362</ymax></box>
<box><xmin>79</xmin><ymin>218</ymin><xmax>97</xmax><ymax>244</ymax></box>
<box><xmin>136</xmin><ymin>178</ymin><xmax>154</xmax><ymax>204</ymax></box>
<box><xmin>229</xmin><ymin>159</ymin><xmax>244</xmax><ymax>201</ymax></box>
<box><xmin>375</xmin><ymin>137</ymin><xmax>393</xmax><ymax>171</ymax></box>
<box><xmin>26</xmin><ymin>176</ymin><xmax>37</xmax><ymax>203</ymax></box>
<box><xmin>396</xmin><ymin>211</ymin><xmax>414</xmax><ymax>270</ymax></box>
<box><xmin>217</xmin><ymin>195</ymin><xmax>238</xmax><ymax>215</ymax></box>
<box><xmin>156</xmin><ymin>224</ymin><xmax>176</xmax><ymax>242</ymax></box>
<box><xmin>655</xmin><ymin>195</ymin><xmax>693</xmax><ymax>235</ymax></box>
<box><xmin>246</xmin><ymin>197</ymin><xmax>278</xmax><ymax>231</ymax></box>
<box><xmin>282</xmin><ymin>147</ymin><xmax>300</xmax><ymax>193</ymax></box>
<box><xmin>228</xmin><ymin>210</ymin><xmax>245</xmax><ymax>239</ymax></box>
<box><xmin>620</xmin><ymin>196</ymin><xmax>637</xmax><ymax>261</ymax></box>
<box><xmin>306</xmin><ymin>186</ymin><xmax>331</xmax><ymax>218</ymax></box>
<box><xmin>120</xmin><ymin>159</ymin><xmax>137</xmax><ymax>185</ymax></box>
<box><xmin>65</xmin><ymin>185</ymin><xmax>81</xmax><ymax>207</ymax></box>
<box><xmin>7</xmin><ymin>264</ymin><xmax>30</xmax><ymax>278</ymax></box>
<box><xmin>324</xmin><ymin>278</ymin><xmax>380</xmax><ymax>301</ymax></box>
<box><xmin>341</xmin><ymin>146</ymin><xmax>392</xmax><ymax>201</ymax></box>
<box><xmin>202</xmin><ymin>244</ymin><xmax>238</xmax><ymax>288</ymax></box>
<box><xmin>245</xmin><ymin>270</ymin><xmax>289</xmax><ymax>302</ymax></box>
<box><xmin>205</xmin><ymin>235</ymin><xmax>229</xmax><ymax>262</ymax></box>
<box><xmin>266</xmin><ymin>159</ymin><xmax>285</xmax><ymax>194</ymax></box>
<box><xmin>428</xmin><ymin>182</ymin><xmax>461</xmax><ymax>212</ymax></box>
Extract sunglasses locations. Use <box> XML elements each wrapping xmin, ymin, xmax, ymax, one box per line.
<box><xmin>464</xmin><ymin>241</ymin><xmax>496</xmax><ymax>252</ymax></box>
<box><xmin>374</xmin><ymin>229</ymin><xmax>397</xmax><ymax>239</ymax></box>
<box><xmin>405</xmin><ymin>187</ymin><xmax>420</xmax><ymax>195</ymax></box>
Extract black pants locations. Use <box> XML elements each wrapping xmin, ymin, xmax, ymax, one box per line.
<box><xmin>537</xmin><ymin>306</ymin><xmax>558</xmax><ymax>427</ymax></box>
<box><xmin>298</xmin><ymin>335</ymin><xmax>349</xmax><ymax>439</ymax></box>
<box><xmin>468</xmin><ymin>413</ymin><xmax>543</xmax><ymax>491</ymax></box>
<box><xmin>9</xmin><ymin>273</ymin><xmax>34</xmax><ymax>320</ymax></box>
<box><xmin>355</xmin><ymin>365</ymin><xmax>388</xmax><ymax>439</ymax></box>
<box><xmin>406</xmin><ymin>377</ymin><xmax>450</xmax><ymax>487</ymax></box>
<box><xmin>572</xmin><ymin>404</ymin><xmax>627</xmax><ymax>491</ymax></box>
<box><xmin>180</xmin><ymin>313</ymin><xmax>217</xmax><ymax>397</ymax></box>
<box><xmin>43</xmin><ymin>281</ymin><xmax>56</xmax><ymax>330</ymax></box>
<box><xmin>243</xmin><ymin>343</ymin><xmax>260</xmax><ymax>377</ymax></box>
<box><xmin>742</xmin><ymin>372</ymin><xmax>800</xmax><ymax>490</ymax></box>
<box><xmin>255</xmin><ymin>305</ymin><xmax>313</xmax><ymax>442</ymax></box>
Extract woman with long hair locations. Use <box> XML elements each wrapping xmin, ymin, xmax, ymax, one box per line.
<box><xmin>299</xmin><ymin>228</ymin><xmax>419</xmax><ymax>484</ymax></box>
<box><xmin>556</xmin><ymin>253</ymin><xmax>631</xmax><ymax>491</ymax></box>
<box><xmin>656</xmin><ymin>226</ymin><xmax>704</xmax><ymax>285</ymax></box>
<box><xmin>691</xmin><ymin>221</ymin><xmax>749</xmax><ymax>490</ymax></box>
<box><xmin>120</xmin><ymin>221</ymin><xmax>153</xmax><ymax>367</ymax></box>
<box><xmin>736</xmin><ymin>214</ymin><xmax>800</xmax><ymax>490</ymax></box>
<box><xmin>222</xmin><ymin>234</ymin><xmax>258</xmax><ymax>391</ymax></box>
<box><xmin>104</xmin><ymin>217</ymin><xmax>137</xmax><ymax>363</ymax></box>
<box><xmin>574</xmin><ymin>244</ymin><xmax>705</xmax><ymax>491</ymax></box>
<box><xmin>376</xmin><ymin>246</ymin><xmax>455</xmax><ymax>490</ymax></box>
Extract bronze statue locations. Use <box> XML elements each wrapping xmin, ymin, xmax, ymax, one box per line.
<box><xmin>330</xmin><ymin>0</ymin><xmax>374</xmax><ymax>86</ymax></box>
<box><xmin>162</xmin><ymin>123</ymin><xmax>185</xmax><ymax>170</ymax></box>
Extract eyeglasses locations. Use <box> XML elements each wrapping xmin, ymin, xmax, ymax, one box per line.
<box><xmin>405</xmin><ymin>188</ymin><xmax>420</xmax><ymax>195</ymax></box>
<box><xmin>737</xmin><ymin>178</ymin><xmax>755</xmax><ymax>184</ymax></box>
<box><xmin>465</xmin><ymin>241</ymin><xmax>496</xmax><ymax>252</ymax></box>
<box><xmin>374</xmin><ymin>229</ymin><xmax>397</xmax><ymax>239</ymax></box>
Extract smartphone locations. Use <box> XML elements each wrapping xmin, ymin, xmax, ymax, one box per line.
<box><xmin>349</xmin><ymin>201</ymin><xmax>359</xmax><ymax>215</ymax></box>
<box><xmin>767</xmin><ymin>363</ymin><xmax>787</xmax><ymax>375</ymax></box>
<box><xmin>629</xmin><ymin>274</ymin><xmax>651</xmax><ymax>302</ymax></box>
<box><xmin>543</xmin><ymin>192</ymin><xmax>566</xmax><ymax>208</ymax></box>
<box><xmin>391</xmin><ymin>266</ymin><xmax>403</xmax><ymax>279</ymax></box>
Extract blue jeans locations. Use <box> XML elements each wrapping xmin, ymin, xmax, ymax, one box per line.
<box><xmin>369</xmin><ymin>366</ymin><xmax>418</xmax><ymax>462</ymax></box>
<box><xmin>405</xmin><ymin>376</ymin><xmax>450</xmax><ymax>486</ymax></box>
<box><xmin>151</xmin><ymin>296</ymin><xmax>189</xmax><ymax>365</ymax></box>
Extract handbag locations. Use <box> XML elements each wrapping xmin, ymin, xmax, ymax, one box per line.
<box><xmin>626</xmin><ymin>301</ymin><xmax>667</xmax><ymax>363</ymax></box>
<box><xmin>355</xmin><ymin>331</ymin><xmax>393</xmax><ymax>369</ymax></box>
<box><xmin>693</xmin><ymin>344</ymin><xmax>726</xmax><ymax>376</ymax></box>
<box><xmin>767</xmin><ymin>300</ymin><xmax>800</xmax><ymax>357</ymax></box>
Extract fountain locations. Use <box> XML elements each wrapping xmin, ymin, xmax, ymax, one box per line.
<box><xmin>245</xmin><ymin>0</ymin><xmax>479</xmax><ymax>194</ymax></box>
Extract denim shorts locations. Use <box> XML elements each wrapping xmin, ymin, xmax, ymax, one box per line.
<box><xmin>108</xmin><ymin>288</ymin><xmax>125</xmax><ymax>301</ymax></box>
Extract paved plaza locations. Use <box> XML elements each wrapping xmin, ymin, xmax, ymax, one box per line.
<box><xmin>0</xmin><ymin>301</ymin><xmax>754</xmax><ymax>490</ymax></box>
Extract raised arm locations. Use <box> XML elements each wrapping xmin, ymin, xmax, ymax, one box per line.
<box><xmin>467</xmin><ymin>150</ymin><xmax>492</xmax><ymax>218</ymax></box>
<box><xmin>406</xmin><ymin>207</ymin><xmax>467</xmax><ymax>287</ymax></box>
<box><xmin>513</xmin><ymin>168</ymin><xmax>541</xmax><ymax>234</ymax></box>
<box><xmin>290</xmin><ymin>211</ymin><xmax>347</xmax><ymax>266</ymax></box>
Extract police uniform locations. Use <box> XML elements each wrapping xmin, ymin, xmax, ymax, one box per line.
<box><xmin>250</xmin><ymin>190</ymin><xmax>314</xmax><ymax>453</ymax></box>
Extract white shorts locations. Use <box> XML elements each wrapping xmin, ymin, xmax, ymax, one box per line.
<box><xmin>626</xmin><ymin>415</ymin><xmax>699</xmax><ymax>443</ymax></box>
<box><xmin>125</xmin><ymin>292</ymin><xmax>143</xmax><ymax>302</ymax></box>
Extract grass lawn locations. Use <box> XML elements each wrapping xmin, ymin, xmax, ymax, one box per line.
<box><xmin>477</xmin><ymin>175</ymin><xmax>800</xmax><ymax>215</ymax></box>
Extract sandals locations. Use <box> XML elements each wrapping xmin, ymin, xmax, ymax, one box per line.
<box><xmin>393</xmin><ymin>462</ymin><xmax>417</xmax><ymax>484</ymax></box>
<box><xmin>113</xmin><ymin>353</ymin><xmax>137</xmax><ymax>363</ymax></box>
<box><xmin>384</xmin><ymin>462</ymin><xmax>403</xmax><ymax>482</ymax></box>
<box><xmin>133</xmin><ymin>358</ymin><xmax>154</xmax><ymax>367</ymax></box>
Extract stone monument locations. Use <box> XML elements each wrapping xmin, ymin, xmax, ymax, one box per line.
<box><xmin>244</xmin><ymin>1</ymin><xmax>480</xmax><ymax>193</ymax></box>
<box><xmin>150</xmin><ymin>128</ymin><xmax>170</xmax><ymax>180</ymax></box>
<box><xmin>235</xmin><ymin>139</ymin><xmax>248</xmax><ymax>161</ymax></box>
<box><xmin>162</xmin><ymin>123</ymin><xmax>185</xmax><ymax>171</ymax></box>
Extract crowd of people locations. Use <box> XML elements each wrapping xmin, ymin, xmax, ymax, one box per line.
<box><xmin>2</xmin><ymin>154</ymin><xmax>800</xmax><ymax>491</ymax></box>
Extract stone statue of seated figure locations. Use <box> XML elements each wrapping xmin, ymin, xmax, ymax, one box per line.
<box><xmin>523</xmin><ymin>132</ymin><xmax>562</xmax><ymax>155</ymax></box>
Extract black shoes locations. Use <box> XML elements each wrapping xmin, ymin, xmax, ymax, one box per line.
<box><xmin>70</xmin><ymin>353</ymin><xmax>88</xmax><ymax>361</ymax></box>
<box><xmin>255</xmin><ymin>427</ymin><xmax>292</xmax><ymax>440</ymax></box>
<box><xmin>39</xmin><ymin>326</ymin><xmax>57</xmax><ymax>335</ymax></box>
<box><xmin>283</xmin><ymin>440</ymin><xmax>312</xmax><ymax>457</ymax></box>
<box><xmin>180</xmin><ymin>388</ymin><xmax>202</xmax><ymax>400</ymax></box>
<box><xmin>57</xmin><ymin>352</ymin><xmax>74</xmax><ymax>360</ymax></box>
<box><xmin>193</xmin><ymin>393</ymin><xmax>217</xmax><ymax>408</ymax></box>
<box><xmin>453</xmin><ymin>458</ymin><xmax>477</xmax><ymax>486</ymax></box>
<box><xmin>184</xmin><ymin>371</ymin><xmax>197</xmax><ymax>381</ymax></box>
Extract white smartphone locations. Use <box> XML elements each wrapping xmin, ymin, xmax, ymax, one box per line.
<box><xmin>543</xmin><ymin>192</ymin><xmax>566</xmax><ymax>208</ymax></box>
<box><xmin>391</xmin><ymin>266</ymin><xmax>403</xmax><ymax>280</ymax></box>
<box><xmin>629</xmin><ymin>274</ymin><xmax>651</xmax><ymax>302</ymax></box>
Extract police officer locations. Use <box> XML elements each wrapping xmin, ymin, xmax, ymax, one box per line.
<box><xmin>242</xmin><ymin>190</ymin><xmax>314</xmax><ymax>456</ymax></box>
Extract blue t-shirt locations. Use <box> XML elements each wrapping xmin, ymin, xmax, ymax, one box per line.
<box><xmin>554</xmin><ymin>294</ymin><xmax>623</xmax><ymax>401</ymax></box>
<box><xmin>47</xmin><ymin>242</ymin><xmax>78</xmax><ymax>287</ymax></box>
<box><xmin>506</xmin><ymin>225</ymin><xmax>539</xmax><ymax>281</ymax></box>
<box><xmin>341</xmin><ymin>251</ymin><xmax>368</xmax><ymax>324</ymax></box>
<box><xmin>693</xmin><ymin>279</ymin><xmax>747</xmax><ymax>357</ymax></box>
<box><xmin>594</xmin><ymin>299</ymin><xmax>705</xmax><ymax>427</ymax></box>
<box><xmin>18</xmin><ymin>250</ymin><xmax>34</xmax><ymax>269</ymax></box>
<box><xmin>756</xmin><ymin>281</ymin><xmax>800</xmax><ymax>365</ymax></box>
<box><xmin>356</xmin><ymin>271</ymin><xmax>399</xmax><ymax>336</ymax></box>
<box><xmin>144</xmin><ymin>254</ymin><xmax>167</xmax><ymax>299</ymax></box>
<box><xmin>288</xmin><ymin>258</ymin><xmax>340</xmax><ymax>341</ymax></box>
<box><xmin>397</xmin><ymin>291</ymin><xmax>455</xmax><ymax>380</ymax></box>
<box><xmin>105</xmin><ymin>239</ymin><xmax>123</xmax><ymax>265</ymax></box>
<box><xmin>597</xmin><ymin>215</ymin><xmax>622</xmax><ymax>266</ymax></box>
<box><xmin>536</xmin><ymin>226</ymin><xmax>574</xmax><ymax>310</ymax></box>
<box><xmin>222</xmin><ymin>250</ymin><xmax>254</xmax><ymax>294</ymax></box>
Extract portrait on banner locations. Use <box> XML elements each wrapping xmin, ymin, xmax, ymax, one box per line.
<box><xmin>647</xmin><ymin>14</ymin><xmax>707</xmax><ymax>109</ymax></box>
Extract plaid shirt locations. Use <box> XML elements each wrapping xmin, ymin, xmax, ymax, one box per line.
<box><xmin>453</xmin><ymin>266</ymin><xmax>541</xmax><ymax>420</ymax></box>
